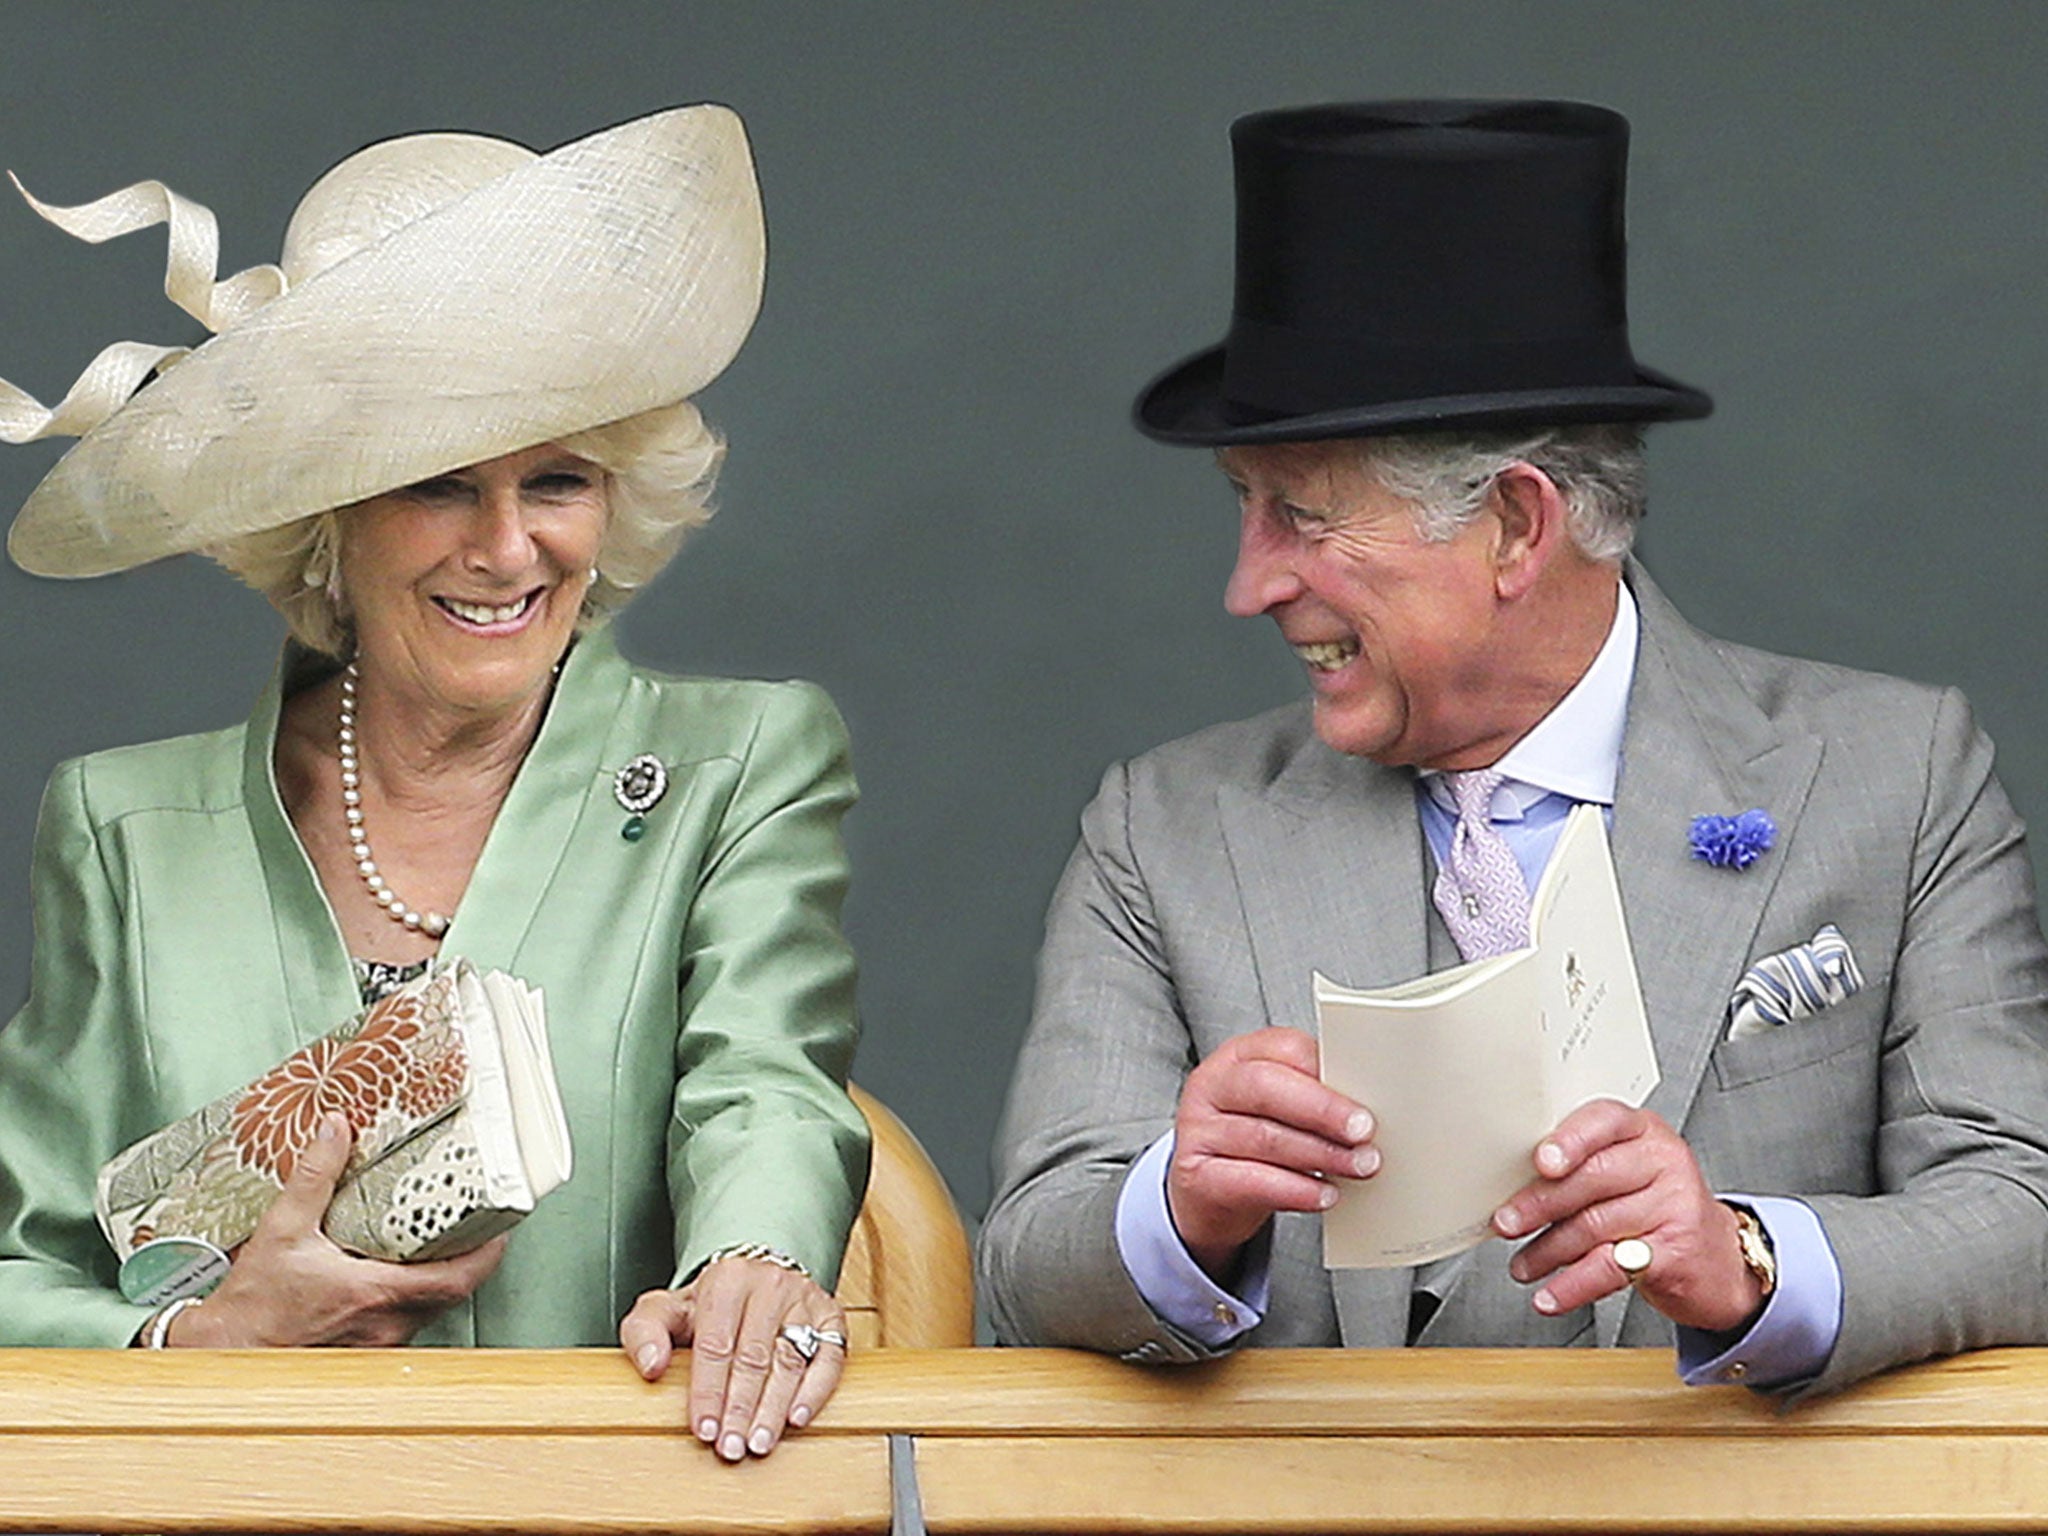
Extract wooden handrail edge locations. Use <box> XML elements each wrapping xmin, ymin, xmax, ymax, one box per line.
<box><xmin>2</xmin><ymin>1345</ymin><xmax>2046</xmax><ymax>1436</ymax></box>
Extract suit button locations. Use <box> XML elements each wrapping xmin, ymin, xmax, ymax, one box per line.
<box><xmin>1728</xmin><ymin>1361</ymin><xmax>1748</xmax><ymax>1381</ymax></box>
<box><xmin>1214</xmin><ymin>1302</ymin><xmax>1236</xmax><ymax>1326</ymax></box>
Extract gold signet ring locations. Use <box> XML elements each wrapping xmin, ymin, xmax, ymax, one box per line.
<box><xmin>1612</xmin><ymin>1237</ymin><xmax>1654</xmax><ymax>1283</ymax></box>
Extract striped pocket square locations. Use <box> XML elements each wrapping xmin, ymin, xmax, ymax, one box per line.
<box><xmin>1726</xmin><ymin>925</ymin><xmax>1864</xmax><ymax>1041</ymax></box>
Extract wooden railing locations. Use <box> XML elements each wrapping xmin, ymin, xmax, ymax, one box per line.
<box><xmin>837</xmin><ymin>1085</ymin><xmax>975</xmax><ymax>1350</ymax></box>
<box><xmin>5</xmin><ymin>1346</ymin><xmax>2048</xmax><ymax>1532</ymax></box>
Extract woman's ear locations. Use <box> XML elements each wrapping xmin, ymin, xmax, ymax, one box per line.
<box><xmin>322</xmin><ymin>515</ymin><xmax>351</xmax><ymax>611</ymax></box>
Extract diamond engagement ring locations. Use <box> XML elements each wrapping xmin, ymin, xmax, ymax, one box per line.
<box><xmin>1612</xmin><ymin>1237</ymin><xmax>1654</xmax><ymax>1284</ymax></box>
<box><xmin>778</xmin><ymin>1323</ymin><xmax>849</xmax><ymax>1362</ymax></box>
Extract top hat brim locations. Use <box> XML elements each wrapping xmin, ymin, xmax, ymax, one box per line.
<box><xmin>1134</xmin><ymin>342</ymin><xmax>1712</xmax><ymax>447</ymax></box>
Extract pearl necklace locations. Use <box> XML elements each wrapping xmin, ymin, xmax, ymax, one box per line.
<box><xmin>339</xmin><ymin>665</ymin><xmax>450</xmax><ymax>939</ymax></box>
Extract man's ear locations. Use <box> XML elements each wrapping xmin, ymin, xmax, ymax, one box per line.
<box><xmin>1487</xmin><ymin>464</ymin><xmax>1571</xmax><ymax>601</ymax></box>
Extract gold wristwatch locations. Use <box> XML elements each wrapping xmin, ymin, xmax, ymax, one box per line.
<box><xmin>1724</xmin><ymin>1202</ymin><xmax>1777</xmax><ymax>1297</ymax></box>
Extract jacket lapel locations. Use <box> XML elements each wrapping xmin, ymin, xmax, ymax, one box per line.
<box><xmin>241</xmin><ymin>650</ymin><xmax>363</xmax><ymax>1050</ymax></box>
<box><xmin>1217</xmin><ymin>720</ymin><xmax>1430</xmax><ymax>1033</ymax></box>
<box><xmin>1592</xmin><ymin>565</ymin><xmax>1821</xmax><ymax>1343</ymax></box>
<box><xmin>440</xmin><ymin>626</ymin><xmax>636</xmax><ymax>972</ymax></box>
<box><xmin>1615</xmin><ymin>569</ymin><xmax>1822</xmax><ymax>1141</ymax></box>
<box><xmin>1217</xmin><ymin>717</ymin><xmax>1428</xmax><ymax>1345</ymax></box>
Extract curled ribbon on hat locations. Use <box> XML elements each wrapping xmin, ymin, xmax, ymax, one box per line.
<box><xmin>0</xmin><ymin>338</ymin><xmax>189</xmax><ymax>445</ymax></box>
<box><xmin>0</xmin><ymin>171</ymin><xmax>287</xmax><ymax>445</ymax></box>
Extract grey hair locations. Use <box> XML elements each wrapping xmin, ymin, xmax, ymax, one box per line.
<box><xmin>1360</xmin><ymin>423</ymin><xmax>1647</xmax><ymax>561</ymax></box>
<box><xmin>207</xmin><ymin>399</ymin><xmax>723</xmax><ymax>656</ymax></box>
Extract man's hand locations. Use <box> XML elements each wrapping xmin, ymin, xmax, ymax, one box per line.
<box><xmin>1168</xmin><ymin>1026</ymin><xmax>1378</xmax><ymax>1281</ymax></box>
<box><xmin>1492</xmin><ymin>1098</ymin><xmax>1764</xmax><ymax>1333</ymax></box>
<box><xmin>169</xmin><ymin>1112</ymin><xmax>506</xmax><ymax>1346</ymax></box>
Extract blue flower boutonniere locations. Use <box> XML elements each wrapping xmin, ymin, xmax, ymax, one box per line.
<box><xmin>1690</xmin><ymin>809</ymin><xmax>1777</xmax><ymax>871</ymax></box>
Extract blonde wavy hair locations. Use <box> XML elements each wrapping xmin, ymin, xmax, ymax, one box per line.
<box><xmin>208</xmin><ymin>399</ymin><xmax>723</xmax><ymax>656</ymax></box>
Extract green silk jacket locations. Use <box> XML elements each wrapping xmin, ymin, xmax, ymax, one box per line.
<box><xmin>0</xmin><ymin>626</ymin><xmax>870</xmax><ymax>1346</ymax></box>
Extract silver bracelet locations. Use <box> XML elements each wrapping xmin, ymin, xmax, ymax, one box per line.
<box><xmin>701</xmin><ymin>1242</ymin><xmax>813</xmax><ymax>1281</ymax></box>
<box><xmin>143</xmin><ymin>1295</ymin><xmax>203</xmax><ymax>1350</ymax></box>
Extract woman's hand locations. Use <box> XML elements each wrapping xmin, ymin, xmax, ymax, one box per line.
<box><xmin>619</xmin><ymin>1254</ymin><xmax>849</xmax><ymax>1461</ymax></box>
<box><xmin>167</xmin><ymin>1111</ymin><xmax>505</xmax><ymax>1346</ymax></box>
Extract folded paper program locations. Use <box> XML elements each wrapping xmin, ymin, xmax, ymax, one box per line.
<box><xmin>1726</xmin><ymin>925</ymin><xmax>1864</xmax><ymax>1040</ymax></box>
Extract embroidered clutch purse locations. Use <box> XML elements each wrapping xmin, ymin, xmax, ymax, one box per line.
<box><xmin>95</xmin><ymin>960</ymin><xmax>573</xmax><ymax>1293</ymax></box>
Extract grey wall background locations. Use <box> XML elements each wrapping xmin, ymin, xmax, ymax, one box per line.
<box><xmin>2</xmin><ymin>3</ymin><xmax>2043</xmax><ymax>1227</ymax></box>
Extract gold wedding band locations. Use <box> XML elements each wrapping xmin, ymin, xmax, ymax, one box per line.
<box><xmin>1612</xmin><ymin>1237</ymin><xmax>1654</xmax><ymax>1283</ymax></box>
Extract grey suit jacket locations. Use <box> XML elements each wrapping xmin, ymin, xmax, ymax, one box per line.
<box><xmin>980</xmin><ymin>566</ymin><xmax>2048</xmax><ymax>1395</ymax></box>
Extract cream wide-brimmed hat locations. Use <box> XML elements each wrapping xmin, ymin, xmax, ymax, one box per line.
<box><xmin>0</xmin><ymin>104</ymin><xmax>764</xmax><ymax>577</ymax></box>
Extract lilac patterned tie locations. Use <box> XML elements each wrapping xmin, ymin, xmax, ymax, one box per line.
<box><xmin>1431</xmin><ymin>769</ymin><xmax>1534</xmax><ymax>961</ymax></box>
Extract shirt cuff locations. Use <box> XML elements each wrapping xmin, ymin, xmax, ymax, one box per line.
<box><xmin>1676</xmin><ymin>1195</ymin><xmax>1842</xmax><ymax>1390</ymax></box>
<box><xmin>1113</xmin><ymin>1132</ymin><xmax>1269</xmax><ymax>1346</ymax></box>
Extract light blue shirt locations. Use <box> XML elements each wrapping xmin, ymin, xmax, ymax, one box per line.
<box><xmin>1114</xmin><ymin>582</ymin><xmax>1844</xmax><ymax>1387</ymax></box>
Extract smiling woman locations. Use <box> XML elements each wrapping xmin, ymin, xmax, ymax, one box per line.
<box><xmin>332</xmin><ymin>449</ymin><xmax>611</xmax><ymax>722</ymax></box>
<box><xmin>250</xmin><ymin>444</ymin><xmax>618</xmax><ymax>954</ymax></box>
<box><xmin>0</xmin><ymin>106</ymin><xmax>869</xmax><ymax>1465</ymax></box>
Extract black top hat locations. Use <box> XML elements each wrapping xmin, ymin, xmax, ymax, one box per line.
<box><xmin>1134</xmin><ymin>99</ymin><xmax>1711</xmax><ymax>445</ymax></box>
